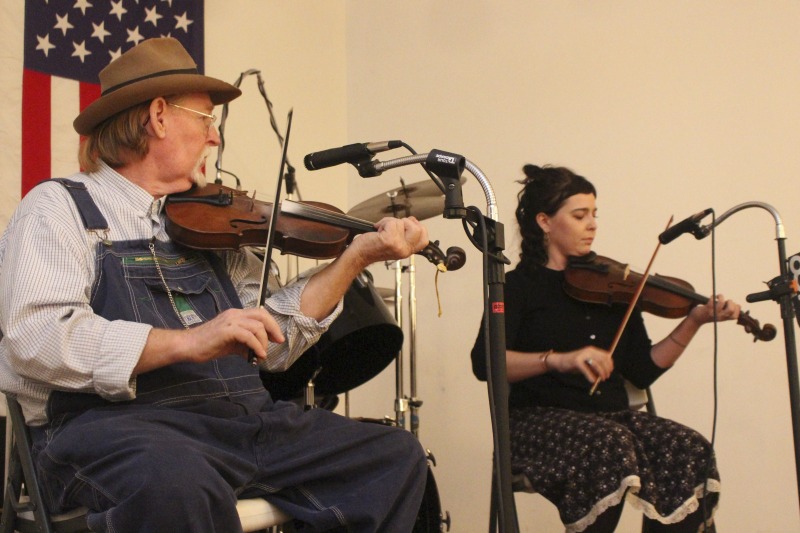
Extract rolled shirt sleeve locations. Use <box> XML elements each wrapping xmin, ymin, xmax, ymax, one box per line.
<box><xmin>224</xmin><ymin>251</ymin><xmax>343</xmax><ymax>372</ymax></box>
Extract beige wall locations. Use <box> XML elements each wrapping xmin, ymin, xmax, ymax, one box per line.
<box><xmin>3</xmin><ymin>1</ymin><xmax>800</xmax><ymax>531</ymax></box>
<box><xmin>343</xmin><ymin>2</ymin><xmax>800</xmax><ymax>532</ymax></box>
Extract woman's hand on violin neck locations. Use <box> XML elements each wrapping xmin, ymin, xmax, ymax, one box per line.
<box><xmin>349</xmin><ymin>216</ymin><xmax>429</xmax><ymax>268</ymax></box>
<box><xmin>689</xmin><ymin>294</ymin><xmax>741</xmax><ymax>325</ymax></box>
<box><xmin>552</xmin><ymin>347</ymin><xmax>613</xmax><ymax>384</ymax></box>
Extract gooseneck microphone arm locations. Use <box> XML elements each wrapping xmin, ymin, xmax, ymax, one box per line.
<box><xmin>371</xmin><ymin>154</ymin><xmax>500</xmax><ymax>220</ymax></box>
<box><xmin>373</xmin><ymin>151</ymin><xmax>517</xmax><ymax>533</ymax></box>
<box><xmin>699</xmin><ymin>201</ymin><xmax>800</xmax><ymax>511</ymax></box>
<box><xmin>696</xmin><ymin>201</ymin><xmax>786</xmax><ymax>241</ymax></box>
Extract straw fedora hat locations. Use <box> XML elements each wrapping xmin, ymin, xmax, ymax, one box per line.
<box><xmin>73</xmin><ymin>37</ymin><xmax>241</xmax><ymax>135</ymax></box>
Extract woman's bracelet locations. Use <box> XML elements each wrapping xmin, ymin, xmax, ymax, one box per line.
<box><xmin>668</xmin><ymin>333</ymin><xmax>688</xmax><ymax>348</ymax></box>
<box><xmin>540</xmin><ymin>349</ymin><xmax>554</xmax><ymax>371</ymax></box>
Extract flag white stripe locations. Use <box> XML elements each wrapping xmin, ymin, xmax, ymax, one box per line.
<box><xmin>51</xmin><ymin>77</ymin><xmax>80</xmax><ymax>179</ymax></box>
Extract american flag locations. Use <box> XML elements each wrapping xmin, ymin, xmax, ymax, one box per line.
<box><xmin>22</xmin><ymin>0</ymin><xmax>204</xmax><ymax>196</ymax></box>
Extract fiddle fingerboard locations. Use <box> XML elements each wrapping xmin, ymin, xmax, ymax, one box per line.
<box><xmin>646</xmin><ymin>274</ymin><xmax>708</xmax><ymax>305</ymax></box>
<box><xmin>281</xmin><ymin>200</ymin><xmax>376</xmax><ymax>234</ymax></box>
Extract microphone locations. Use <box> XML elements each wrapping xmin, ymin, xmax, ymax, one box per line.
<box><xmin>303</xmin><ymin>141</ymin><xmax>402</xmax><ymax>172</ymax></box>
<box><xmin>746</xmin><ymin>288</ymin><xmax>774</xmax><ymax>304</ymax></box>
<box><xmin>745</xmin><ymin>273</ymin><xmax>798</xmax><ymax>303</ymax></box>
<box><xmin>658</xmin><ymin>208</ymin><xmax>713</xmax><ymax>245</ymax></box>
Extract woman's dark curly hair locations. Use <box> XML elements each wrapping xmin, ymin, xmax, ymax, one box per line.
<box><xmin>516</xmin><ymin>164</ymin><xmax>596</xmax><ymax>270</ymax></box>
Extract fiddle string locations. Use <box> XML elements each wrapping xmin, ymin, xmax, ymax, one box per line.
<box><xmin>589</xmin><ymin>215</ymin><xmax>674</xmax><ymax>396</ymax></box>
<box><xmin>281</xmin><ymin>200</ymin><xmax>375</xmax><ymax>232</ymax></box>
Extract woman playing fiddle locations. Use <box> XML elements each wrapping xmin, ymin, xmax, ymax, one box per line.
<box><xmin>471</xmin><ymin>164</ymin><xmax>741</xmax><ymax>532</ymax></box>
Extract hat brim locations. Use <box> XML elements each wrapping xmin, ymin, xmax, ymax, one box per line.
<box><xmin>73</xmin><ymin>73</ymin><xmax>241</xmax><ymax>135</ymax></box>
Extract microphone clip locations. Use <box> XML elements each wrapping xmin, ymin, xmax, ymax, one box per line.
<box><xmin>352</xmin><ymin>157</ymin><xmax>382</xmax><ymax>178</ymax></box>
<box><xmin>425</xmin><ymin>149</ymin><xmax>467</xmax><ymax>219</ymax></box>
<box><xmin>689</xmin><ymin>224</ymin><xmax>708</xmax><ymax>239</ymax></box>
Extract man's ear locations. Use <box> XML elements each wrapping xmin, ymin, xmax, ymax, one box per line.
<box><xmin>147</xmin><ymin>97</ymin><xmax>169</xmax><ymax>139</ymax></box>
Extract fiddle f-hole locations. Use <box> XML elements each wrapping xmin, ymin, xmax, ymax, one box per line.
<box><xmin>229</xmin><ymin>216</ymin><xmax>269</xmax><ymax>228</ymax></box>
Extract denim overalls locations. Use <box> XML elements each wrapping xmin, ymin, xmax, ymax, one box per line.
<box><xmin>31</xmin><ymin>180</ymin><xmax>427</xmax><ymax>533</ymax></box>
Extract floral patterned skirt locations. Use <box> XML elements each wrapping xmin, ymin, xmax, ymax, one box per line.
<box><xmin>509</xmin><ymin>406</ymin><xmax>720</xmax><ymax>532</ymax></box>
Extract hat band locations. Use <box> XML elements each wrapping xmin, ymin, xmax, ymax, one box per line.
<box><xmin>101</xmin><ymin>67</ymin><xmax>200</xmax><ymax>96</ymax></box>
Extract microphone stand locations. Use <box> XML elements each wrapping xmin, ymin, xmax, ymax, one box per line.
<box><xmin>697</xmin><ymin>201</ymin><xmax>800</xmax><ymax>510</ymax></box>
<box><xmin>371</xmin><ymin>150</ymin><xmax>517</xmax><ymax>533</ymax></box>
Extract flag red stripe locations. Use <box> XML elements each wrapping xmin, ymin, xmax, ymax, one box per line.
<box><xmin>79</xmin><ymin>82</ymin><xmax>100</xmax><ymax>111</ymax></box>
<box><xmin>21</xmin><ymin>69</ymin><xmax>51</xmax><ymax>196</ymax></box>
<box><xmin>78</xmin><ymin>82</ymin><xmax>101</xmax><ymax>172</ymax></box>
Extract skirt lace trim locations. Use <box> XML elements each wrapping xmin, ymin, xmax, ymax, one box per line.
<box><xmin>564</xmin><ymin>477</ymin><xmax>720</xmax><ymax>533</ymax></box>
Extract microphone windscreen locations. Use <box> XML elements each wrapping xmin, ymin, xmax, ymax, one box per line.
<box><xmin>304</xmin><ymin>143</ymin><xmax>371</xmax><ymax>171</ymax></box>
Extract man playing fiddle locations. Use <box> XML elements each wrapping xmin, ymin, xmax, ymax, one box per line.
<box><xmin>0</xmin><ymin>37</ymin><xmax>428</xmax><ymax>532</ymax></box>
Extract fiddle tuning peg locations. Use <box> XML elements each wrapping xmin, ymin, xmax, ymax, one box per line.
<box><xmin>445</xmin><ymin>246</ymin><xmax>467</xmax><ymax>271</ymax></box>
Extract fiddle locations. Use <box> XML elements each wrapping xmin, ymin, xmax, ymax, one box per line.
<box><xmin>564</xmin><ymin>253</ymin><xmax>777</xmax><ymax>342</ymax></box>
<box><xmin>164</xmin><ymin>183</ymin><xmax>466</xmax><ymax>270</ymax></box>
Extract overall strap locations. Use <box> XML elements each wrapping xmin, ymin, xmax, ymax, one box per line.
<box><xmin>50</xmin><ymin>178</ymin><xmax>109</xmax><ymax>231</ymax></box>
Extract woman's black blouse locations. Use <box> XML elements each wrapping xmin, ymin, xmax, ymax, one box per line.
<box><xmin>471</xmin><ymin>263</ymin><xmax>667</xmax><ymax>413</ymax></box>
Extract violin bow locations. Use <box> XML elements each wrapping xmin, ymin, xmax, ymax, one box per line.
<box><xmin>247</xmin><ymin>109</ymin><xmax>293</xmax><ymax>366</ymax></box>
<box><xmin>589</xmin><ymin>215</ymin><xmax>674</xmax><ymax>395</ymax></box>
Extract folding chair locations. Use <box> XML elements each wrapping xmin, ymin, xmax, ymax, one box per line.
<box><xmin>0</xmin><ymin>396</ymin><xmax>291</xmax><ymax>533</ymax></box>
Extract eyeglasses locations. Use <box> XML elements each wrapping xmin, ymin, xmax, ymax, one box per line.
<box><xmin>167</xmin><ymin>103</ymin><xmax>217</xmax><ymax>132</ymax></box>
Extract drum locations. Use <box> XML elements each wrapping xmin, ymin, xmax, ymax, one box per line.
<box><xmin>261</xmin><ymin>271</ymin><xmax>403</xmax><ymax>401</ymax></box>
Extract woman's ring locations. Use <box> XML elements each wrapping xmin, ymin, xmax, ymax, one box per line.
<box><xmin>586</xmin><ymin>358</ymin><xmax>593</xmax><ymax>366</ymax></box>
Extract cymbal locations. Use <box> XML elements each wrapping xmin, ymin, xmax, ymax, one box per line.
<box><xmin>347</xmin><ymin>178</ymin><xmax>465</xmax><ymax>222</ymax></box>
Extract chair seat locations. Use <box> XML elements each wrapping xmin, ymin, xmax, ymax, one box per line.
<box><xmin>8</xmin><ymin>498</ymin><xmax>290</xmax><ymax>533</ymax></box>
<box><xmin>12</xmin><ymin>503</ymin><xmax>89</xmax><ymax>533</ymax></box>
<box><xmin>236</xmin><ymin>498</ymin><xmax>291</xmax><ymax>531</ymax></box>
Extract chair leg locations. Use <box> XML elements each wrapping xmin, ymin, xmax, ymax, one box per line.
<box><xmin>488</xmin><ymin>468</ymin><xmax>498</xmax><ymax>533</ymax></box>
<box><xmin>645</xmin><ymin>387</ymin><xmax>657</xmax><ymax>416</ymax></box>
<box><xmin>489</xmin><ymin>462</ymin><xmax>519</xmax><ymax>533</ymax></box>
<box><xmin>0</xmin><ymin>437</ymin><xmax>23</xmax><ymax>533</ymax></box>
<box><xmin>3</xmin><ymin>397</ymin><xmax>58</xmax><ymax>533</ymax></box>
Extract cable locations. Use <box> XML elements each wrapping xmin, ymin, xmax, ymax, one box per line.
<box><xmin>215</xmin><ymin>69</ymin><xmax>300</xmax><ymax>199</ymax></box>
<box><xmin>216</xmin><ymin>168</ymin><xmax>241</xmax><ymax>187</ymax></box>
<box><xmin>701</xmin><ymin>211</ymin><xmax>718</xmax><ymax>526</ymax></box>
<box><xmin>398</xmin><ymin>142</ymin><xmax>446</xmax><ymax>193</ymax></box>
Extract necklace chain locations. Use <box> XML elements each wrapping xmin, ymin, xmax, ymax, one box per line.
<box><xmin>149</xmin><ymin>241</ymin><xmax>189</xmax><ymax>330</ymax></box>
